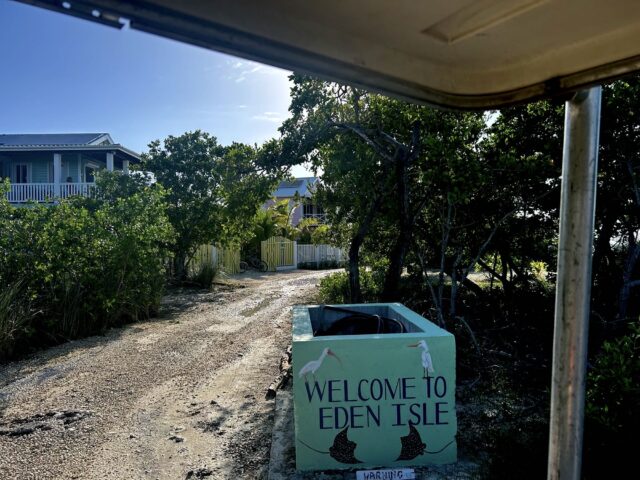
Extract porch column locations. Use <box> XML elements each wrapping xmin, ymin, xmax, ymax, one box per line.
<box><xmin>53</xmin><ymin>153</ymin><xmax>62</xmax><ymax>198</ymax></box>
<box><xmin>547</xmin><ymin>87</ymin><xmax>601</xmax><ymax>480</ymax></box>
<box><xmin>106</xmin><ymin>151</ymin><xmax>114</xmax><ymax>172</ymax></box>
<box><xmin>122</xmin><ymin>159</ymin><xmax>129</xmax><ymax>174</ymax></box>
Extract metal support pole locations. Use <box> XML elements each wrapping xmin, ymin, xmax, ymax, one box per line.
<box><xmin>547</xmin><ymin>86</ymin><xmax>601</xmax><ymax>480</ymax></box>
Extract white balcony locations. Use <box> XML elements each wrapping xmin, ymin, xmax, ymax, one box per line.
<box><xmin>302</xmin><ymin>212</ymin><xmax>327</xmax><ymax>222</ymax></box>
<box><xmin>6</xmin><ymin>183</ymin><xmax>96</xmax><ymax>203</ymax></box>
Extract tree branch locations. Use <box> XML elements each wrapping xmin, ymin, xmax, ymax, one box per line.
<box><xmin>329</xmin><ymin>122</ymin><xmax>395</xmax><ymax>163</ymax></box>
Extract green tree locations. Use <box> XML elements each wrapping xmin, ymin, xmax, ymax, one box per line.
<box><xmin>280</xmin><ymin>75</ymin><xmax>487</xmax><ymax>303</ymax></box>
<box><xmin>487</xmin><ymin>78</ymin><xmax>640</xmax><ymax>321</ymax></box>
<box><xmin>243</xmin><ymin>199</ymin><xmax>297</xmax><ymax>257</ymax></box>
<box><xmin>281</xmin><ymin>77</ymin><xmax>424</xmax><ymax>301</ymax></box>
<box><xmin>141</xmin><ymin>131</ymin><xmax>283</xmax><ymax>278</ymax></box>
<box><xmin>0</xmin><ymin>176</ymin><xmax>174</xmax><ymax>357</ymax></box>
<box><xmin>295</xmin><ymin>217</ymin><xmax>320</xmax><ymax>244</ymax></box>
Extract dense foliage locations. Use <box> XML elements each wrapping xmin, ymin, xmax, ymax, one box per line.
<box><xmin>0</xmin><ymin>175</ymin><xmax>174</xmax><ymax>359</ymax></box>
<box><xmin>288</xmin><ymin>75</ymin><xmax>640</xmax><ymax>477</ymax></box>
<box><xmin>0</xmin><ymin>131</ymin><xmax>289</xmax><ymax>359</ymax></box>
<box><xmin>241</xmin><ymin>198</ymin><xmax>335</xmax><ymax>260</ymax></box>
<box><xmin>141</xmin><ymin>131</ymin><xmax>284</xmax><ymax>277</ymax></box>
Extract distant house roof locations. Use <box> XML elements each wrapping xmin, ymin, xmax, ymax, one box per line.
<box><xmin>0</xmin><ymin>133</ymin><xmax>140</xmax><ymax>162</ymax></box>
<box><xmin>0</xmin><ymin>133</ymin><xmax>113</xmax><ymax>147</ymax></box>
<box><xmin>273</xmin><ymin>177</ymin><xmax>318</xmax><ymax>198</ymax></box>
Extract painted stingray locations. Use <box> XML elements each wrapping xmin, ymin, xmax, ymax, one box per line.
<box><xmin>396</xmin><ymin>424</ymin><xmax>455</xmax><ymax>461</ymax></box>
<box><xmin>396</xmin><ymin>424</ymin><xmax>427</xmax><ymax>460</ymax></box>
<box><xmin>299</xmin><ymin>424</ymin><xmax>453</xmax><ymax>464</ymax></box>
<box><xmin>298</xmin><ymin>426</ymin><xmax>362</xmax><ymax>464</ymax></box>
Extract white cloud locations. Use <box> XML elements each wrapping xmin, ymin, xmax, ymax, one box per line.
<box><xmin>237</xmin><ymin>105</ymin><xmax>248</xmax><ymax>109</ymax></box>
<box><xmin>252</xmin><ymin>113</ymin><xmax>284</xmax><ymax>123</ymax></box>
<box><xmin>225</xmin><ymin>58</ymin><xmax>289</xmax><ymax>83</ymax></box>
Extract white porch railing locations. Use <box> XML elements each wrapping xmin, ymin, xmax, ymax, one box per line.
<box><xmin>59</xmin><ymin>183</ymin><xmax>96</xmax><ymax>199</ymax></box>
<box><xmin>6</xmin><ymin>183</ymin><xmax>96</xmax><ymax>203</ymax></box>
<box><xmin>302</xmin><ymin>213</ymin><xmax>327</xmax><ymax>222</ymax></box>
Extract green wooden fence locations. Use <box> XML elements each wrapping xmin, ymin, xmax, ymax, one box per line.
<box><xmin>261</xmin><ymin>236</ymin><xmax>296</xmax><ymax>271</ymax></box>
<box><xmin>190</xmin><ymin>244</ymin><xmax>241</xmax><ymax>275</ymax></box>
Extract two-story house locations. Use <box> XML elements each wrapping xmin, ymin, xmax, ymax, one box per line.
<box><xmin>267</xmin><ymin>176</ymin><xmax>325</xmax><ymax>226</ymax></box>
<box><xmin>0</xmin><ymin>133</ymin><xmax>139</xmax><ymax>203</ymax></box>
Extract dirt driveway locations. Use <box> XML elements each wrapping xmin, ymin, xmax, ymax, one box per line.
<box><xmin>0</xmin><ymin>269</ymin><xmax>336</xmax><ymax>479</ymax></box>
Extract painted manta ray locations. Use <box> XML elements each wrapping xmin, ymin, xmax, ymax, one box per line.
<box><xmin>396</xmin><ymin>424</ymin><xmax>454</xmax><ymax>461</ymax></box>
<box><xmin>298</xmin><ymin>426</ymin><xmax>362</xmax><ymax>464</ymax></box>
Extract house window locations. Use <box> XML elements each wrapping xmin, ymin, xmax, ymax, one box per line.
<box><xmin>303</xmin><ymin>202</ymin><xmax>314</xmax><ymax>217</ymax></box>
<box><xmin>14</xmin><ymin>164</ymin><xmax>28</xmax><ymax>183</ymax></box>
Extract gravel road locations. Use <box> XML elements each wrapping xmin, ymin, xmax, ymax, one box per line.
<box><xmin>0</xmin><ymin>269</ymin><xmax>335</xmax><ymax>479</ymax></box>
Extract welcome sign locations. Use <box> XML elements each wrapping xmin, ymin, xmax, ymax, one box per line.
<box><xmin>292</xmin><ymin>304</ymin><xmax>457</xmax><ymax>470</ymax></box>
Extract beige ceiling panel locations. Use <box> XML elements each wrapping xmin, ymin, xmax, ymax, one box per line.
<box><xmin>19</xmin><ymin>0</ymin><xmax>640</xmax><ymax>108</ymax></box>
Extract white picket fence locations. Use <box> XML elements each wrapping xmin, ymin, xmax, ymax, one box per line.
<box><xmin>296</xmin><ymin>244</ymin><xmax>347</xmax><ymax>268</ymax></box>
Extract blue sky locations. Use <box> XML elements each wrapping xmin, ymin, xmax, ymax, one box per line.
<box><xmin>0</xmin><ymin>1</ymin><xmax>311</xmax><ymax>174</ymax></box>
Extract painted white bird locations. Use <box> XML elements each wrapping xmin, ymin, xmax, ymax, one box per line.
<box><xmin>298</xmin><ymin>347</ymin><xmax>342</xmax><ymax>381</ymax></box>
<box><xmin>408</xmin><ymin>340</ymin><xmax>435</xmax><ymax>379</ymax></box>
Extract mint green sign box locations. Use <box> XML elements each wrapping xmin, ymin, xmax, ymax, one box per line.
<box><xmin>292</xmin><ymin>303</ymin><xmax>457</xmax><ymax>471</ymax></box>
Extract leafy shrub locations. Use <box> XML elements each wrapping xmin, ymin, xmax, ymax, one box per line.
<box><xmin>0</xmin><ymin>176</ymin><xmax>174</xmax><ymax>359</ymax></box>
<box><xmin>297</xmin><ymin>260</ymin><xmax>345</xmax><ymax>270</ymax></box>
<box><xmin>310</xmin><ymin>224</ymin><xmax>331</xmax><ymax>245</ymax></box>
<box><xmin>586</xmin><ymin>320</ymin><xmax>640</xmax><ymax>431</ymax></box>
<box><xmin>529</xmin><ymin>260</ymin><xmax>548</xmax><ymax>280</ymax></box>
<box><xmin>0</xmin><ymin>281</ymin><xmax>36</xmax><ymax>359</ymax></box>
<box><xmin>479</xmin><ymin>410</ymin><xmax>548</xmax><ymax>480</ymax></box>
<box><xmin>318</xmin><ymin>269</ymin><xmax>382</xmax><ymax>303</ymax></box>
<box><xmin>295</xmin><ymin>217</ymin><xmax>319</xmax><ymax>244</ymax></box>
<box><xmin>583</xmin><ymin>320</ymin><xmax>640</xmax><ymax>475</ymax></box>
<box><xmin>189</xmin><ymin>262</ymin><xmax>218</xmax><ymax>289</ymax></box>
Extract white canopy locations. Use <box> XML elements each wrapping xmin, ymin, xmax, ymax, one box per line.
<box><xmin>21</xmin><ymin>0</ymin><xmax>640</xmax><ymax>108</ymax></box>
<box><xmin>16</xmin><ymin>2</ymin><xmax>634</xmax><ymax>479</ymax></box>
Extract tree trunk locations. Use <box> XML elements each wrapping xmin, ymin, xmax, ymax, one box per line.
<box><xmin>348</xmin><ymin>242</ymin><xmax>363</xmax><ymax>303</ymax></box>
<box><xmin>618</xmin><ymin>235</ymin><xmax>640</xmax><ymax>320</ymax></box>
<box><xmin>478</xmin><ymin>258</ymin><xmax>510</xmax><ymax>292</ymax></box>
<box><xmin>382</xmin><ymin>152</ymin><xmax>411</xmax><ymax>301</ymax></box>
<box><xmin>490</xmin><ymin>253</ymin><xmax>498</xmax><ymax>289</ymax></box>
<box><xmin>174</xmin><ymin>253</ymin><xmax>187</xmax><ymax>280</ymax></box>
<box><xmin>592</xmin><ymin>211</ymin><xmax>615</xmax><ymax>283</ymax></box>
<box><xmin>434</xmin><ymin>200</ymin><xmax>454</xmax><ymax>324</ymax></box>
<box><xmin>500</xmin><ymin>250</ymin><xmax>513</xmax><ymax>297</ymax></box>
<box><xmin>450</xmin><ymin>265</ymin><xmax>459</xmax><ymax>319</ymax></box>
<box><xmin>348</xmin><ymin>192</ymin><xmax>385</xmax><ymax>303</ymax></box>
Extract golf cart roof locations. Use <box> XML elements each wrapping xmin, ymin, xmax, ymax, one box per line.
<box><xmin>20</xmin><ymin>0</ymin><xmax>640</xmax><ymax>108</ymax></box>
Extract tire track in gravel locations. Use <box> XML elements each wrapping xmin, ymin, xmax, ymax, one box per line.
<box><xmin>0</xmin><ymin>269</ymin><xmax>336</xmax><ymax>479</ymax></box>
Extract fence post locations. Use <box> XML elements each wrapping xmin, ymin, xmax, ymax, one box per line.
<box><xmin>293</xmin><ymin>241</ymin><xmax>298</xmax><ymax>268</ymax></box>
<box><xmin>314</xmin><ymin>245</ymin><xmax>320</xmax><ymax>268</ymax></box>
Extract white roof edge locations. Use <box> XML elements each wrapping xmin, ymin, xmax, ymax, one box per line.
<box><xmin>88</xmin><ymin>133</ymin><xmax>114</xmax><ymax>145</ymax></box>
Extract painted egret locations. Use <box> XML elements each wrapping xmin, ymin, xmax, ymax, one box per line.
<box><xmin>408</xmin><ymin>340</ymin><xmax>434</xmax><ymax>379</ymax></box>
<box><xmin>298</xmin><ymin>347</ymin><xmax>342</xmax><ymax>381</ymax></box>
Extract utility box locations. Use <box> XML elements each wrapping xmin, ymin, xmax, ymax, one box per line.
<box><xmin>292</xmin><ymin>303</ymin><xmax>457</xmax><ymax>471</ymax></box>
